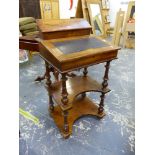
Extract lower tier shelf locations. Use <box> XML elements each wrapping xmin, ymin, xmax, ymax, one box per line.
<box><xmin>49</xmin><ymin>76</ymin><xmax>110</xmax><ymax>111</ymax></box>
<box><xmin>49</xmin><ymin>96</ymin><xmax>106</xmax><ymax>138</ymax></box>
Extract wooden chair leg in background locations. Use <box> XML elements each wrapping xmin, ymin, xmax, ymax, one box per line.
<box><xmin>35</xmin><ymin>61</ymin><xmax>59</xmax><ymax>82</ymax></box>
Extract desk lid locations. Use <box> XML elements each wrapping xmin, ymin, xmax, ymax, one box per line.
<box><xmin>36</xmin><ymin>18</ymin><xmax>92</xmax><ymax>33</ymax></box>
<box><xmin>39</xmin><ymin>36</ymin><xmax>120</xmax><ymax>72</ymax></box>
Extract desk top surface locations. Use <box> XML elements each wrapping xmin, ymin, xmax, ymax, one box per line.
<box><xmin>40</xmin><ymin>35</ymin><xmax>120</xmax><ymax>72</ymax></box>
<box><xmin>53</xmin><ymin>37</ymin><xmax>109</xmax><ymax>54</ymax></box>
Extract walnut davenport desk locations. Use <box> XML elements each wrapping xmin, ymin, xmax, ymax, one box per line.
<box><xmin>39</xmin><ymin>35</ymin><xmax>120</xmax><ymax>138</ymax></box>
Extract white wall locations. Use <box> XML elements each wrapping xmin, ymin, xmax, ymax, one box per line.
<box><xmin>109</xmin><ymin>0</ymin><xmax>130</xmax><ymax>27</ymax></box>
<box><xmin>59</xmin><ymin>0</ymin><xmax>130</xmax><ymax>27</ymax></box>
<box><xmin>59</xmin><ymin>0</ymin><xmax>78</xmax><ymax>19</ymax></box>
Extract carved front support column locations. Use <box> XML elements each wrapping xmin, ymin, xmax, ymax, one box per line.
<box><xmin>61</xmin><ymin>73</ymin><xmax>68</xmax><ymax>105</ymax></box>
<box><xmin>61</xmin><ymin>73</ymin><xmax>69</xmax><ymax>134</ymax></box>
<box><xmin>98</xmin><ymin>93</ymin><xmax>105</xmax><ymax>114</ymax></box>
<box><xmin>102</xmin><ymin>61</ymin><xmax>110</xmax><ymax>89</ymax></box>
<box><xmin>62</xmin><ymin>110</ymin><xmax>69</xmax><ymax>134</ymax></box>
<box><xmin>45</xmin><ymin>61</ymin><xmax>54</xmax><ymax>111</ymax></box>
<box><xmin>98</xmin><ymin>61</ymin><xmax>111</xmax><ymax>115</ymax></box>
<box><xmin>50</xmin><ymin>66</ymin><xmax>59</xmax><ymax>81</ymax></box>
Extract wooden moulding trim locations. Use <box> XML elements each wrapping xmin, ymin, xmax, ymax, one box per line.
<box><xmin>50</xmin><ymin>35</ymin><xmax>91</xmax><ymax>43</ymax></box>
<box><xmin>59</xmin><ymin>48</ymin><xmax>118</xmax><ymax>63</ymax></box>
<box><xmin>60</xmin><ymin>55</ymin><xmax>118</xmax><ymax>73</ymax></box>
<box><xmin>40</xmin><ymin>30</ymin><xmax>92</xmax><ymax>40</ymax></box>
<box><xmin>41</xmin><ymin>41</ymin><xmax>62</xmax><ymax>57</ymax></box>
<box><xmin>41</xmin><ymin>27</ymin><xmax>92</xmax><ymax>33</ymax></box>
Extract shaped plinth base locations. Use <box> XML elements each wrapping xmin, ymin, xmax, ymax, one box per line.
<box><xmin>49</xmin><ymin>96</ymin><xmax>106</xmax><ymax>138</ymax></box>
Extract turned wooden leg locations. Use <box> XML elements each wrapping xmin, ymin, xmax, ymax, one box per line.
<box><xmin>49</xmin><ymin>95</ymin><xmax>54</xmax><ymax>111</ymax></box>
<box><xmin>35</xmin><ymin>61</ymin><xmax>47</xmax><ymax>82</ymax></box>
<box><xmin>53</xmin><ymin>69</ymin><xmax>59</xmax><ymax>81</ymax></box>
<box><xmin>35</xmin><ymin>62</ymin><xmax>59</xmax><ymax>82</ymax></box>
<box><xmin>45</xmin><ymin>61</ymin><xmax>54</xmax><ymax>111</ymax></box>
<box><xmin>50</xmin><ymin>66</ymin><xmax>59</xmax><ymax>81</ymax></box>
<box><xmin>61</xmin><ymin>73</ymin><xmax>68</xmax><ymax>105</ymax></box>
<box><xmin>83</xmin><ymin>67</ymin><xmax>88</xmax><ymax>77</ymax></box>
<box><xmin>62</xmin><ymin>110</ymin><xmax>69</xmax><ymax>133</ymax></box>
<box><xmin>98</xmin><ymin>92</ymin><xmax>105</xmax><ymax>114</ymax></box>
<box><xmin>102</xmin><ymin>61</ymin><xmax>111</xmax><ymax>89</ymax></box>
<box><xmin>81</xmin><ymin>67</ymin><xmax>88</xmax><ymax>98</ymax></box>
<box><xmin>45</xmin><ymin>61</ymin><xmax>51</xmax><ymax>87</ymax></box>
<box><xmin>98</xmin><ymin>61</ymin><xmax>111</xmax><ymax>114</ymax></box>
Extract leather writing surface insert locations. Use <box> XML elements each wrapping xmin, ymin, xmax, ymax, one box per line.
<box><xmin>53</xmin><ymin>37</ymin><xmax>109</xmax><ymax>54</ymax></box>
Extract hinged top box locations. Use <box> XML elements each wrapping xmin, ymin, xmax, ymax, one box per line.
<box><xmin>36</xmin><ymin>18</ymin><xmax>92</xmax><ymax>40</ymax></box>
